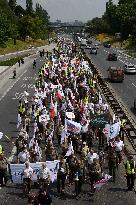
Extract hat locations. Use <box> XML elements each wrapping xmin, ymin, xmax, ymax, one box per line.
<box><xmin>128</xmin><ymin>156</ymin><xmax>133</xmax><ymax>160</ymax></box>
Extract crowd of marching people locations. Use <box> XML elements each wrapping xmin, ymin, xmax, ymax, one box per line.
<box><xmin>0</xmin><ymin>36</ymin><xmax>136</xmax><ymax>205</ymax></box>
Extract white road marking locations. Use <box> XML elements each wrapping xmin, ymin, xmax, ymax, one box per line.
<box><xmin>0</xmin><ymin>70</ymin><xmax>27</xmax><ymax>102</ymax></box>
<box><xmin>132</xmin><ymin>83</ymin><xmax>136</xmax><ymax>88</ymax></box>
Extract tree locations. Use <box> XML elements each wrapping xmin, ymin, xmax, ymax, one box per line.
<box><xmin>0</xmin><ymin>9</ymin><xmax>9</xmax><ymax>47</ymax></box>
<box><xmin>26</xmin><ymin>0</ymin><xmax>33</xmax><ymax>15</ymax></box>
<box><xmin>8</xmin><ymin>0</ymin><xmax>16</xmax><ymax>11</ymax></box>
<box><xmin>15</xmin><ymin>5</ymin><xmax>25</xmax><ymax>17</ymax></box>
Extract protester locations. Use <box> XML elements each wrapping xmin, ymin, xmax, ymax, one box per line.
<box><xmin>38</xmin><ymin>162</ymin><xmax>51</xmax><ymax>191</ymax></box>
<box><xmin>125</xmin><ymin>156</ymin><xmax>136</xmax><ymax>191</ymax></box>
<box><xmin>0</xmin><ymin>153</ymin><xmax>9</xmax><ymax>188</ymax></box>
<box><xmin>56</xmin><ymin>156</ymin><xmax>69</xmax><ymax>195</ymax></box>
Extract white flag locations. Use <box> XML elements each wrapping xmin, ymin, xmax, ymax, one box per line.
<box><xmin>17</xmin><ymin>114</ymin><xmax>21</xmax><ymax>129</ymax></box>
<box><xmin>0</xmin><ymin>132</ymin><xmax>3</xmax><ymax>140</ymax></box>
<box><xmin>109</xmin><ymin>122</ymin><xmax>120</xmax><ymax>139</ymax></box>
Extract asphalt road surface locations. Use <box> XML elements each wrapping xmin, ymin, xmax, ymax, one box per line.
<box><xmin>0</xmin><ymin>43</ymin><xmax>136</xmax><ymax>205</ymax></box>
<box><xmin>84</xmin><ymin>40</ymin><xmax>136</xmax><ymax>118</ymax></box>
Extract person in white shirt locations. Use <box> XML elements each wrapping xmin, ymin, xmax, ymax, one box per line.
<box><xmin>23</xmin><ymin>162</ymin><xmax>33</xmax><ymax>194</ymax></box>
<box><xmin>87</xmin><ymin>149</ymin><xmax>99</xmax><ymax>168</ymax></box>
<box><xmin>38</xmin><ymin>163</ymin><xmax>51</xmax><ymax>191</ymax></box>
<box><xmin>114</xmin><ymin>136</ymin><xmax>124</xmax><ymax>164</ymax></box>
<box><xmin>18</xmin><ymin>148</ymin><xmax>30</xmax><ymax>164</ymax></box>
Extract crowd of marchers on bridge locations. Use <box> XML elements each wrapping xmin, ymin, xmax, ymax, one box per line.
<box><xmin>0</xmin><ymin>36</ymin><xmax>136</xmax><ymax>205</ymax></box>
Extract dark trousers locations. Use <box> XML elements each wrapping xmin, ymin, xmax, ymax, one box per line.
<box><xmin>0</xmin><ymin>169</ymin><xmax>8</xmax><ymax>186</ymax></box>
<box><xmin>57</xmin><ymin>174</ymin><xmax>66</xmax><ymax>193</ymax></box>
<box><xmin>109</xmin><ymin>166</ymin><xmax>116</xmax><ymax>182</ymax></box>
<box><xmin>75</xmin><ymin>176</ymin><xmax>83</xmax><ymax>196</ymax></box>
<box><xmin>126</xmin><ymin>174</ymin><xmax>135</xmax><ymax>190</ymax></box>
<box><xmin>69</xmin><ymin>169</ymin><xmax>75</xmax><ymax>184</ymax></box>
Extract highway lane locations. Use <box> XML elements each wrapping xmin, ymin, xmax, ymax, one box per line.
<box><xmin>84</xmin><ymin>42</ymin><xmax>136</xmax><ymax>117</ymax></box>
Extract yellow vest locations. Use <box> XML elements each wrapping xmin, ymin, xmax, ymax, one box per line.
<box><xmin>126</xmin><ymin>160</ymin><xmax>135</xmax><ymax>174</ymax></box>
<box><xmin>18</xmin><ymin>103</ymin><xmax>23</xmax><ymax>112</ymax></box>
<box><xmin>0</xmin><ymin>145</ymin><xmax>3</xmax><ymax>154</ymax></box>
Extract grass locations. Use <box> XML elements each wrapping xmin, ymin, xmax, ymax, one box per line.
<box><xmin>0</xmin><ymin>55</ymin><xmax>27</xmax><ymax>66</ymax></box>
<box><xmin>0</xmin><ymin>38</ymin><xmax>48</xmax><ymax>55</ymax></box>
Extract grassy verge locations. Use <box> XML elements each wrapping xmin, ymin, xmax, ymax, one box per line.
<box><xmin>95</xmin><ymin>33</ymin><xmax>129</xmax><ymax>49</ymax></box>
<box><xmin>0</xmin><ymin>56</ymin><xmax>27</xmax><ymax>66</ymax></box>
<box><xmin>0</xmin><ymin>38</ymin><xmax>48</xmax><ymax>55</ymax></box>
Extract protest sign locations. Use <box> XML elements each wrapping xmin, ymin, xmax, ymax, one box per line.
<box><xmin>10</xmin><ymin>160</ymin><xmax>59</xmax><ymax>184</ymax></box>
<box><xmin>66</xmin><ymin>112</ymin><xmax>75</xmax><ymax>119</ymax></box>
<box><xmin>91</xmin><ymin>113</ymin><xmax>109</xmax><ymax>129</ymax></box>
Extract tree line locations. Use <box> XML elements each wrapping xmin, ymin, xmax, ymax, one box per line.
<box><xmin>86</xmin><ymin>0</ymin><xmax>136</xmax><ymax>46</ymax></box>
<box><xmin>0</xmin><ymin>0</ymin><xmax>50</xmax><ymax>47</ymax></box>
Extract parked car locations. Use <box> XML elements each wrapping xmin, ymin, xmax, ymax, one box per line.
<box><xmin>123</xmin><ymin>63</ymin><xmax>136</xmax><ymax>74</ymax></box>
<box><xmin>107</xmin><ymin>53</ymin><xmax>117</xmax><ymax>61</ymax></box>
<box><xmin>103</xmin><ymin>41</ymin><xmax>111</xmax><ymax>48</ymax></box>
<box><xmin>108</xmin><ymin>67</ymin><xmax>124</xmax><ymax>82</ymax></box>
<box><xmin>90</xmin><ymin>47</ymin><xmax>97</xmax><ymax>55</ymax></box>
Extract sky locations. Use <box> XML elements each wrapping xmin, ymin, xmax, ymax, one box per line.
<box><xmin>17</xmin><ymin>0</ymin><xmax>118</xmax><ymax>22</ymax></box>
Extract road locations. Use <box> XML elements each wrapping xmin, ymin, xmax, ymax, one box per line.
<box><xmin>84</xmin><ymin>40</ymin><xmax>136</xmax><ymax>118</ymax></box>
<box><xmin>0</xmin><ymin>42</ymin><xmax>136</xmax><ymax>205</ymax></box>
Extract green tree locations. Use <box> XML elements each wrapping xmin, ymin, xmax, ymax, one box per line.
<box><xmin>26</xmin><ymin>0</ymin><xmax>33</xmax><ymax>15</ymax></box>
<box><xmin>0</xmin><ymin>9</ymin><xmax>9</xmax><ymax>47</ymax></box>
<box><xmin>8</xmin><ymin>0</ymin><xmax>16</xmax><ymax>11</ymax></box>
<box><xmin>15</xmin><ymin>5</ymin><xmax>25</xmax><ymax>17</ymax></box>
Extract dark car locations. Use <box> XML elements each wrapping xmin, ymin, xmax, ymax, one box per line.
<box><xmin>103</xmin><ymin>42</ymin><xmax>111</xmax><ymax>48</ymax></box>
<box><xmin>107</xmin><ymin>53</ymin><xmax>117</xmax><ymax>61</ymax></box>
<box><xmin>108</xmin><ymin>67</ymin><xmax>124</xmax><ymax>82</ymax></box>
<box><xmin>90</xmin><ymin>47</ymin><xmax>97</xmax><ymax>55</ymax></box>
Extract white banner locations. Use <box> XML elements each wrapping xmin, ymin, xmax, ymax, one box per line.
<box><xmin>66</xmin><ymin>112</ymin><xmax>75</xmax><ymax>119</ymax></box>
<box><xmin>103</xmin><ymin>122</ymin><xmax>120</xmax><ymax>141</ymax></box>
<box><xmin>10</xmin><ymin>160</ymin><xmax>59</xmax><ymax>184</ymax></box>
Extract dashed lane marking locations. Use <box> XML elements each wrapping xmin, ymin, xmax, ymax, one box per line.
<box><xmin>0</xmin><ymin>70</ymin><xmax>27</xmax><ymax>102</ymax></box>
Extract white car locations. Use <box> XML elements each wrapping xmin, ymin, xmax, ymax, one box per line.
<box><xmin>95</xmin><ymin>43</ymin><xmax>99</xmax><ymax>49</ymax></box>
<box><xmin>124</xmin><ymin>63</ymin><xmax>136</xmax><ymax>74</ymax></box>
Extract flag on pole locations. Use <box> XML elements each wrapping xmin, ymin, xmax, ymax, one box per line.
<box><xmin>17</xmin><ymin>114</ymin><xmax>21</xmax><ymax>129</ymax></box>
<box><xmin>99</xmin><ymin>92</ymin><xmax>103</xmax><ymax>105</ymax></box>
<box><xmin>103</xmin><ymin>122</ymin><xmax>120</xmax><ymax>141</ymax></box>
<box><xmin>65</xmin><ymin>119</ymin><xmax>82</xmax><ymax>133</ymax></box>
<box><xmin>94</xmin><ymin>174</ymin><xmax>112</xmax><ymax>188</ymax></box>
<box><xmin>109</xmin><ymin>122</ymin><xmax>120</xmax><ymax>139</ymax></box>
<box><xmin>49</xmin><ymin>95</ymin><xmax>55</xmax><ymax>120</ymax></box>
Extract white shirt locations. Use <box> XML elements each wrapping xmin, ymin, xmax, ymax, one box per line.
<box><xmin>18</xmin><ymin>151</ymin><xmax>30</xmax><ymax>163</ymax></box>
<box><xmin>23</xmin><ymin>166</ymin><xmax>33</xmax><ymax>178</ymax></box>
<box><xmin>87</xmin><ymin>152</ymin><xmax>99</xmax><ymax>165</ymax></box>
<box><xmin>39</xmin><ymin>167</ymin><xmax>50</xmax><ymax>179</ymax></box>
<box><xmin>115</xmin><ymin>140</ymin><xmax>124</xmax><ymax>152</ymax></box>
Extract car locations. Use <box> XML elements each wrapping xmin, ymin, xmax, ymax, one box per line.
<box><xmin>134</xmin><ymin>99</ymin><xmax>136</xmax><ymax>110</ymax></box>
<box><xmin>95</xmin><ymin>43</ymin><xmax>99</xmax><ymax>49</ymax></box>
<box><xmin>123</xmin><ymin>63</ymin><xmax>136</xmax><ymax>74</ymax></box>
<box><xmin>103</xmin><ymin>42</ymin><xmax>111</xmax><ymax>48</ymax></box>
<box><xmin>107</xmin><ymin>53</ymin><xmax>117</xmax><ymax>61</ymax></box>
<box><xmin>90</xmin><ymin>47</ymin><xmax>97</xmax><ymax>55</ymax></box>
<box><xmin>108</xmin><ymin>66</ymin><xmax>124</xmax><ymax>82</ymax></box>
<box><xmin>85</xmin><ymin>45</ymin><xmax>92</xmax><ymax>49</ymax></box>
